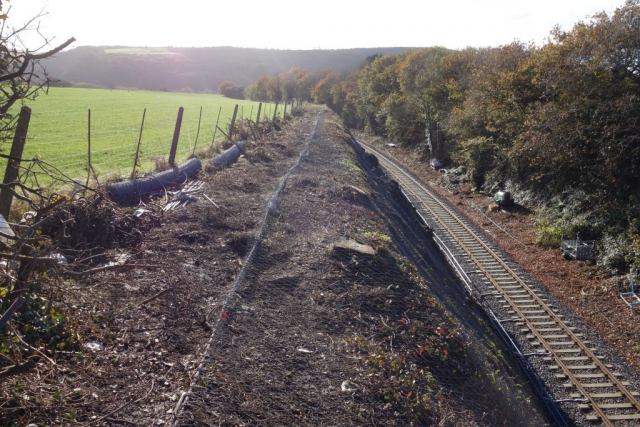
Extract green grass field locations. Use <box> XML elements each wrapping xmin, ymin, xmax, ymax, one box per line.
<box><xmin>3</xmin><ymin>88</ymin><xmax>278</xmax><ymax>185</ymax></box>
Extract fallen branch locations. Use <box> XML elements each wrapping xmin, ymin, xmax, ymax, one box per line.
<box><xmin>0</xmin><ymin>252</ymin><xmax>61</xmax><ymax>264</ymax></box>
<box><xmin>62</xmin><ymin>263</ymin><xmax>163</xmax><ymax>278</ymax></box>
<box><xmin>247</xmin><ymin>120</ymin><xmax>259</xmax><ymax>141</ymax></box>
<box><xmin>10</xmin><ymin>324</ymin><xmax>57</xmax><ymax>366</ymax></box>
<box><xmin>0</xmin><ymin>356</ymin><xmax>39</xmax><ymax>382</ymax></box>
<box><xmin>203</xmin><ymin>193</ymin><xmax>220</xmax><ymax>209</ymax></box>
<box><xmin>140</xmin><ymin>288</ymin><xmax>174</xmax><ymax>307</ymax></box>
<box><xmin>216</xmin><ymin>126</ymin><xmax>233</xmax><ymax>143</ymax></box>
<box><xmin>0</xmin><ymin>295</ymin><xmax>26</xmax><ymax>330</ymax></box>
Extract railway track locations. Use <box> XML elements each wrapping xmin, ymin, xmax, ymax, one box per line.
<box><xmin>359</xmin><ymin>140</ymin><xmax>640</xmax><ymax>426</ymax></box>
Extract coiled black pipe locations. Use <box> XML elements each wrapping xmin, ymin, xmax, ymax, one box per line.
<box><xmin>210</xmin><ymin>141</ymin><xmax>245</xmax><ymax>168</ymax></box>
<box><xmin>106</xmin><ymin>158</ymin><xmax>202</xmax><ymax>202</ymax></box>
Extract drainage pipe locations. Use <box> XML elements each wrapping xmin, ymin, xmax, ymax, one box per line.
<box><xmin>106</xmin><ymin>158</ymin><xmax>202</xmax><ymax>202</ymax></box>
<box><xmin>210</xmin><ymin>141</ymin><xmax>246</xmax><ymax>168</ymax></box>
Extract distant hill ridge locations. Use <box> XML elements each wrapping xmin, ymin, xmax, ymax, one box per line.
<box><xmin>42</xmin><ymin>46</ymin><xmax>409</xmax><ymax>92</ymax></box>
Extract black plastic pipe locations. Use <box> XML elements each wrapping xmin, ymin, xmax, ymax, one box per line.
<box><xmin>106</xmin><ymin>158</ymin><xmax>202</xmax><ymax>202</ymax></box>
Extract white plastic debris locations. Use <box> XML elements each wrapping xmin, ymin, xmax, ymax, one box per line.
<box><xmin>134</xmin><ymin>208</ymin><xmax>150</xmax><ymax>217</ymax></box>
<box><xmin>84</xmin><ymin>342</ymin><xmax>104</xmax><ymax>351</ymax></box>
<box><xmin>0</xmin><ymin>214</ymin><xmax>15</xmax><ymax>242</ymax></box>
<box><xmin>49</xmin><ymin>253</ymin><xmax>68</xmax><ymax>264</ymax></box>
<box><xmin>341</xmin><ymin>381</ymin><xmax>358</xmax><ymax>392</ymax></box>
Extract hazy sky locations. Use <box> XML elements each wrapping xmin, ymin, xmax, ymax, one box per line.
<box><xmin>8</xmin><ymin>0</ymin><xmax>628</xmax><ymax>51</ymax></box>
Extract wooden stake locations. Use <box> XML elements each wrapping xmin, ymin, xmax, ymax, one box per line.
<box><xmin>229</xmin><ymin>104</ymin><xmax>238</xmax><ymax>140</ymax></box>
<box><xmin>131</xmin><ymin>109</ymin><xmax>146</xmax><ymax>180</ymax></box>
<box><xmin>0</xmin><ymin>106</ymin><xmax>31</xmax><ymax>218</ymax></box>
<box><xmin>86</xmin><ymin>109</ymin><xmax>91</xmax><ymax>186</ymax></box>
<box><xmin>256</xmin><ymin>103</ymin><xmax>262</xmax><ymax>126</ymax></box>
<box><xmin>211</xmin><ymin>106</ymin><xmax>222</xmax><ymax>148</ymax></box>
<box><xmin>169</xmin><ymin>107</ymin><xmax>184</xmax><ymax>167</ymax></box>
<box><xmin>192</xmin><ymin>106</ymin><xmax>203</xmax><ymax>155</ymax></box>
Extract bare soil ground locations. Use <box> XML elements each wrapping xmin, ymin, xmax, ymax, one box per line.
<box><xmin>1</xmin><ymin>108</ymin><xmax>551</xmax><ymax>426</ymax></box>
<box><xmin>0</xmin><ymin>110</ymin><xmax>318</xmax><ymax>426</ymax></box>
<box><xmin>356</xmin><ymin>134</ymin><xmax>640</xmax><ymax>373</ymax></box>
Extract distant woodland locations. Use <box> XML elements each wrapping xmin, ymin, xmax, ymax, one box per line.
<box><xmin>39</xmin><ymin>3</ymin><xmax>640</xmax><ymax>275</ymax></box>
<box><xmin>42</xmin><ymin>46</ymin><xmax>407</xmax><ymax>92</ymax></box>
<box><xmin>244</xmin><ymin>1</ymin><xmax>640</xmax><ymax>275</ymax></box>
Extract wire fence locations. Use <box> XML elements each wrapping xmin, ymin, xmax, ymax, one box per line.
<box><xmin>174</xmin><ymin>115</ymin><xmax>549</xmax><ymax>426</ymax></box>
<box><xmin>3</xmin><ymin>97</ymin><xmax>284</xmax><ymax>189</ymax></box>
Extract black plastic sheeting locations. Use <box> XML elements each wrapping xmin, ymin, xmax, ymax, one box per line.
<box><xmin>106</xmin><ymin>158</ymin><xmax>202</xmax><ymax>202</ymax></box>
<box><xmin>210</xmin><ymin>141</ymin><xmax>245</xmax><ymax>168</ymax></box>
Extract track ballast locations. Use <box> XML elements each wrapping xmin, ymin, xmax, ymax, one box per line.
<box><xmin>360</xmin><ymin>141</ymin><xmax>640</xmax><ymax>426</ymax></box>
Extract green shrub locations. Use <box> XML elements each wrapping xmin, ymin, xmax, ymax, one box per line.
<box><xmin>534</xmin><ymin>208</ymin><xmax>570</xmax><ymax>247</ymax></box>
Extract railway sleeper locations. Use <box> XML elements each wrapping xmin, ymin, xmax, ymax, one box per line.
<box><xmin>558</xmin><ymin>364</ymin><xmax>613</xmax><ymax>370</ymax></box>
<box><xmin>526</xmin><ymin>321</ymin><xmax>562</xmax><ymax>326</ymax></box>
<box><xmin>557</xmin><ymin>373</ymin><xmax>622</xmax><ymax>379</ymax></box>
<box><xmin>585</xmin><ymin>414</ymin><xmax>640</xmax><ymax>421</ymax></box>
<box><xmin>529</xmin><ymin>341</ymin><xmax>589</xmax><ymax>347</ymax></box>
<box><xmin>578</xmin><ymin>403</ymin><xmax>633</xmax><ymax>409</ymax></box>
<box><xmin>553</xmin><ymin>348</ymin><xmax>597</xmax><ymax>353</ymax></box>
<box><xmin>552</xmin><ymin>356</ymin><xmax>605</xmax><ymax>362</ymax></box>
<box><xmin>548</xmin><ymin>341</ymin><xmax>590</xmax><ymax>346</ymax></box>
<box><xmin>572</xmin><ymin>392</ymin><xmax>640</xmax><ymax>399</ymax></box>
<box><xmin>563</xmin><ymin>382</ymin><xmax>631</xmax><ymax>388</ymax></box>
<box><xmin>522</xmin><ymin>327</ymin><xmax>578</xmax><ymax>333</ymax></box>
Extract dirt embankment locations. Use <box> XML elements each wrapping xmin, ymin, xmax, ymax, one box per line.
<box><xmin>2</xmin><ymin>108</ymin><xmax>550</xmax><ymax>426</ymax></box>
<box><xmin>356</xmin><ymin>134</ymin><xmax>640</xmax><ymax>373</ymax></box>
<box><xmin>176</xmin><ymin>112</ymin><xmax>550</xmax><ymax>426</ymax></box>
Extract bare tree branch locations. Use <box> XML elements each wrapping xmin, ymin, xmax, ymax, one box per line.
<box><xmin>0</xmin><ymin>37</ymin><xmax>75</xmax><ymax>83</ymax></box>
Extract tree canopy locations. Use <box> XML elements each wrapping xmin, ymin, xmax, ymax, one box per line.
<box><xmin>247</xmin><ymin>0</ymin><xmax>640</xmax><ymax>274</ymax></box>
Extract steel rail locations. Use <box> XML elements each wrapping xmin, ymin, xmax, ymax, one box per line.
<box><xmin>359</xmin><ymin>140</ymin><xmax>640</xmax><ymax>425</ymax></box>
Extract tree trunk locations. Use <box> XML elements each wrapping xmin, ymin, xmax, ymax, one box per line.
<box><xmin>424</xmin><ymin>105</ymin><xmax>435</xmax><ymax>158</ymax></box>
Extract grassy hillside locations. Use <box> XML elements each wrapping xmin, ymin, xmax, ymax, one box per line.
<box><xmin>3</xmin><ymin>87</ymin><xmax>274</xmax><ymax>184</ymax></box>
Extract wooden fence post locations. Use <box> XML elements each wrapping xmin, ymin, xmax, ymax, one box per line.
<box><xmin>169</xmin><ymin>107</ymin><xmax>184</xmax><ymax>167</ymax></box>
<box><xmin>229</xmin><ymin>104</ymin><xmax>239</xmax><ymax>140</ymax></box>
<box><xmin>211</xmin><ymin>106</ymin><xmax>222</xmax><ymax>148</ymax></box>
<box><xmin>272</xmin><ymin>102</ymin><xmax>279</xmax><ymax>122</ymax></box>
<box><xmin>86</xmin><ymin>109</ymin><xmax>91</xmax><ymax>186</ymax></box>
<box><xmin>256</xmin><ymin>103</ymin><xmax>262</xmax><ymax>125</ymax></box>
<box><xmin>192</xmin><ymin>106</ymin><xmax>203</xmax><ymax>155</ymax></box>
<box><xmin>0</xmin><ymin>106</ymin><xmax>31</xmax><ymax>218</ymax></box>
<box><xmin>283</xmin><ymin>101</ymin><xmax>288</xmax><ymax>119</ymax></box>
<box><xmin>131</xmin><ymin>109</ymin><xmax>146</xmax><ymax>179</ymax></box>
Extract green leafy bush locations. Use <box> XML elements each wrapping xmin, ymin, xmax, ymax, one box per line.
<box><xmin>534</xmin><ymin>208</ymin><xmax>570</xmax><ymax>247</ymax></box>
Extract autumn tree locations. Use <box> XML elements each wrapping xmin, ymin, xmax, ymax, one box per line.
<box><xmin>311</xmin><ymin>71</ymin><xmax>340</xmax><ymax>108</ymax></box>
<box><xmin>282</xmin><ymin>67</ymin><xmax>309</xmax><ymax>102</ymax></box>
<box><xmin>357</xmin><ymin>54</ymin><xmax>401</xmax><ymax>136</ymax></box>
<box><xmin>266</xmin><ymin>73</ymin><xmax>284</xmax><ymax>103</ymax></box>
<box><xmin>218</xmin><ymin>81</ymin><xmax>245</xmax><ymax>99</ymax></box>
<box><xmin>396</xmin><ymin>47</ymin><xmax>454</xmax><ymax>157</ymax></box>
<box><xmin>446</xmin><ymin>43</ymin><xmax>537</xmax><ymax>184</ymax></box>
<box><xmin>516</xmin><ymin>0</ymin><xmax>640</xmax><ymax>200</ymax></box>
<box><xmin>245</xmin><ymin>75</ymin><xmax>270</xmax><ymax>101</ymax></box>
<box><xmin>330</xmin><ymin>70</ymin><xmax>362</xmax><ymax>128</ymax></box>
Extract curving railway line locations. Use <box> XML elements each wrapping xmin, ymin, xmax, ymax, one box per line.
<box><xmin>359</xmin><ymin>140</ymin><xmax>640</xmax><ymax>426</ymax></box>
